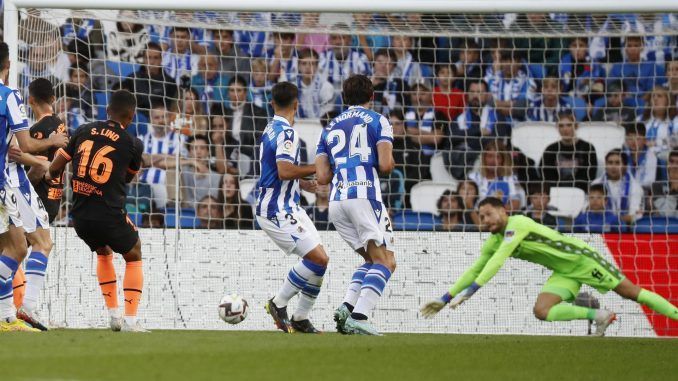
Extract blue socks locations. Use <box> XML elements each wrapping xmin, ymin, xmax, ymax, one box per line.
<box><xmin>352</xmin><ymin>264</ymin><xmax>392</xmax><ymax>320</ymax></box>
<box><xmin>0</xmin><ymin>255</ymin><xmax>19</xmax><ymax>320</ymax></box>
<box><xmin>23</xmin><ymin>252</ymin><xmax>49</xmax><ymax>311</ymax></box>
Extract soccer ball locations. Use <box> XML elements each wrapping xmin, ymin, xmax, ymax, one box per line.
<box><xmin>218</xmin><ymin>294</ymin><xmax>249</xmax><ymax>324</ymax></box>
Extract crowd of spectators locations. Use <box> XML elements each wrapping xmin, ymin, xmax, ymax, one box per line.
<box><xmin>8</xmin><ymin>11</ymin><xmax>678</xmax><ymax>231</ymax></box>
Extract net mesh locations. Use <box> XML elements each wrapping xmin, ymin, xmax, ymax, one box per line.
<box><xmin>6</xmin><ymin>8</ymin><xmax>678</xmax><ymax>335</ymax></box>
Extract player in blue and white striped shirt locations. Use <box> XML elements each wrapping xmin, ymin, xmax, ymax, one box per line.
<box><xmin>315</xmin><ymin>74</ymin><xmax>396</xmax><ymax>336</ymax></box>
<box><xmin>256</xmin><ymin>82</ymin><xmax>329</xmax><ymax>334</ymax></box>
<box><xmin>0</xmin><ymin>42</ymin><xmax>68</xmax><ymax>332</ymax></box>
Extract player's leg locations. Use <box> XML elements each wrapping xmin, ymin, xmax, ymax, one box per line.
<box><xmin>120</xmin><ymin>238</ymin><xmax>147</xmax><ymax>332</ymax></box>
<box><xmin>12</xmin><ymin>266</ymin><xmax>25</xmax><ymax>309</ymax></box>
<box><xmin>95</xmin><ymin>246</ymin><xmax>122</xmax><ymax>331</ymax></box>
<box><xmin>0</xmin><ymin>224</ymin><xmax>38</xmax><ymax>332</ymax></box>
<box><xmin>613</xmin><ymin>278</ymin><xmax>678</xmax><ymax>321</ymax></box>
<box><xmin>290</xmin><ymin>244</ymin><xmax>329</xmax><ymax>333</ymax></box>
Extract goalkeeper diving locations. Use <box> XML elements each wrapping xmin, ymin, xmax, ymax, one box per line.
<box><xmin>420</xmin><ymin>197</ymin><xmax>678</xmax><ymax>336</ymax></box>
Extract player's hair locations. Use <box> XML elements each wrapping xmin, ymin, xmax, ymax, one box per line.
<box><xmin>108</xmin><ymin>90</ymin><xmax>137</xmax><ymax>118</ymax></box>
<box><xmin>320</xmin><ymin>111</ymin><xmax>339</xmax><ymax>128</ymax></box>
<box><xmin>28</xmin><ymin>78</ymin><xmax>55</xmax><ymax>104</ymax></box>
<box><xmin>271</xmin><ymin>82</ymin><xmax>298</xmax><ymax>109</ymax></box>
<box><xmin>623</xmin><ymin>122</ymin><xmax>646</xmax><ymax>137</ymax></box>
<box><xmin>478</xmin><ymin>197</ymin><xmax>505</xmax><ymax>209</ymax></box>
<box><xmin>228</xmin><ymin>75</ymin><xmax>248</xmax><ymax>88</ymax></box>
<box><xmin>588</xmin><ymin>184</ymin><xmax>606</xmax><ymax>195</ymax></box>
<box><xmin>605</xmin><ymin>148</ymin><xmax>628</xmax><ymax>166</ymax></box>
<box><xmin>0</xmin><ymin>42</ymin><xmax>9</xmax><ymax>72</ymax></box>
<box><xmin>342</xmin><ymin>74</ymin><xmax>374</xmax><ymax>106</ymax></box>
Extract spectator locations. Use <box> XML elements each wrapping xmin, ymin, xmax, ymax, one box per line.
<box><xmin>448</xmin><ymin>80</ymin><xmax>501</xmax><ymax>179</ymax></box>
<box><xmin>249</xmin><ymin>59</ymin><xmax>272</xmax><ymax>112</ymax></box>
<box><xmin>453</xmin><ymin>39</ymin><xmax>483</xmax><ymax>88</ymax></box>
<box><xmin>267</xmin><ymin>32</ymin><xmax>298</xmax><ymax>83</ymax></box>
<box><xmin>119</xmin><ymin>42</ymin><xmax>178</xmax><ymax>115</ymax></box>
<box><xmin>319</xmin><ymin>24</ymin><xmax>371</xmax><ymax>90</ymax></box>
<box><xmin>106</xmin><ymin>10</ymin><xmax>150</xmax><ymax>63</ymax></box>
<box><xmin>540</xmin><ymin>112</ymin><xmax>597</xmax><ymax>191</ymax></box>
<box><xmin>192</xmin><ymin>54</ymin><xmax>230</xmax><ymax>112</ymax></box>
<box><xmin>592</xmin><ymin>149</ymin><xmax>645</xmax><ymax>224</ymax></box>
<box><xmin>18</xmin><ymin>41</ymin><xmax>70</xmax><ymax>94</ymax></box>
<box><xmin>523</xmin><ymin>183</ymin><xmax>559</xmax><ymax>228</ymax></box>
<box><xmin>234</xmin><ymin>13</ymin><xmax>272</xmax><ymax>58</ymax></box>
<box><xmin>644</xmin><ymin>86</ymin><xmax>676</xmax><ymax>159</ymax></box>
<box><xmin>295</xmin><ymin>13</ymin><xmax>329</xmax><ymax>54</ymax></box>
<box><xmin>590</xmin><ymin>80</ymin><xmax>637</xmax><ymax>123</ymax></box>
<box><xmin>485</xmin><ymin>49</ymin><xmax>537</xmax><ymax>126</ymax></box>
<box><xmin>436</xmin><ymin>190</ymin><xmax>474</xmax><ymax>232</ymax></box>
<box><xmin>388</xmin><ymin>109</ymin><xmax>419</xmax><ymax>197</ymax></box>
<box><xmin>139</xmin><ymin>100</ymin><xmax>187</xmax><ymax>210</ymax></box>
<box><xmin>162</xmin><ymin>26</ymin><xmax>200</xmax><ymax>83</ymax></box>
<box><xmin>573</xmin><ymin>184</ymin><xmax>622</xmax><ymax>233</ymax></box>
<box><xmin>196</xmin><ymin>195</ymin><xmax>224</xmax><ymax>229</ymax></box>
<box><xmin>224</xmin><ymin>75</ymin><xmax>268</xmax><ymax>176</ymax></box>
<box><xmin>404</xmin><ymin>82</ymin><xmax>448</xmax><ymax>181</ymax></box>
<box><xmin>296</xmin><ymin>49</ymin><xmax>336</xmax><ymax>118</ymax></box>
<box><xmin>219</xmin><ymin>173</ymin><xmax>253</xmax><ymax>229</ymax></box>
<box><xmin>372</xmin><ymin>49</ymin><xmax>409</xmax><ymax>115</ymax></box>
<box><xmin>181</xmin><ymin>135</ymin><xmax>222</xmax><ymax>209</ymax></box>
<box><xmin>526</xmin><ymin>76</ymin><xmax>587</xmax><ymax>122</ymax></box>
<box><xmin>666</xmin><ymin>58</ymin><xmax>678</xmax><ymax>111</ymax></box>
<box><xmin>305</xmin><ymin>183</ymin><xmax>333</xmax><ymax>231</ymax></box>
<box><xmin>432</xmin><ymin>64</ymin><xmax>464</xmax><ymax>121</ymax></box>
<box><xmin>176</xmin><ymin>87</ymin><xmax>209</xmax><ymax>136</ymax></box>
<box><xmin>60</xmin><ymin>16</ymin><xmax>105</xmax><ymax>58</ymax></box>
<box><xmin>212</xmin><ymin>29</ymin><xmax>251</xmax><ymax>80</ymax></box>
<box><xmin>559</xmin><ymin>36</ymin><xmax>606</xmax><ymax>98</ymax></box>
<box><xmin>457</xmin><ymin>180</ymin><xmax>480</xmax><ymax>227</ymax></box>
<box><xmin>66</xmin><ymin>64</ymin><xmax>93</xmax><ymax>119</ymax></box>
<box><xmin>622</xmin><ymin>14</ymin><xmax>676</xmax><ymax>66</ymax></box>
<box><xmin>352</xmin><ymin>13</ymin><xmax>390</xmax><ymax>59</ymax></box>
<box><xmin>55</xmin><ymin>87</ymin><xmax>86</xmax><ymax>133</ymax></box>
<box><xmin>391</xmin><ymin>35</ymin><xmax>425</xmax><ymax>88</ymax></box>
<box><xmin>208</xmin><ymin>113</ymin><xmax>240</xmax><ymax>175</ymax></box>
<box><xmin>507</xmin><ymin>14</ymin><xmax>566</xmax><ymax>71</ymax></box>
<box><xmin>623</xmin><ymin>122</ymin><xmax>658</xmax><ymax>189</ymax></box>
<box><xmin>648</xmin><ymin>150</ymin><xmax>678</xmax><ymax>217</ymax></box>
<box><xmin>608</xmin><ymin>35</ymin><xmax>666</xmax><ymax>105</ymax></box>
<box><xmin>469</xmin><ymin>139</ymin><xmax>525</xmax><ymax>212</ymax></box>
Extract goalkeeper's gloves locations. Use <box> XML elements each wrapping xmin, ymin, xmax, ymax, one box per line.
<box><xmin>420</xmin><ymin>292</ymin><xmax>453</xmax><ymax>319</ymax></box>
<box><xmin>449</xmin><ymin>282</ymin><xmax>481</xmax><ymax>309</ymax></box>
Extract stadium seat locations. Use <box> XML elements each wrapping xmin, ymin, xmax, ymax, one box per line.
<box><xmin>430</xmin><ymin>152</ymin><xmax>458</xmax><ymax>182</ymax></box>
<box><xmin>164</xmin><ymin>208</ymin><xmax>199</xmax><ymax>228</ymax></box>
<box><xmin>239</xmin><ymin>178</ymin><xmax>258</xmax><ymax>202</ymax></box>
<box><xmin>631</xmin><ymin>217</ymin><xmax>678</xmax><ymax>234</ymax></box>
<box><xmin>549</xmin><ymin>187</ymin><xmax>586</xmax><ymax>218</ymax></box>
<box><xmin>392</xmin><ymin>210</ymin><xmax>440</xmax><ymax>231</ymax></box>
<box><xmin>576</xmin><ymin>122</ymin><xmax>625</xmax><ymax>178</ymax></box>
<box><xmin>511</xmin><ymin>122</ymin><xmax>560</xmax><ymax>166</ymax></box>
<box><xmin>105</xmin><ymin>60</ymin><xmax>139</xmax><ymax>79</ymax></box>
<box><xmin>93</xmin><ymin>91</ymin><xmax>109</xmax><ymax>121</ymax></box>
<box><xmin>293</xmin><ymin>119</ymin><xmax>323</xmax><ymax>162</ymax></box>
<box><xmin>410</xmin><ymin>181</ymin><xmax>458</xmax><ymax>215</ymax></box>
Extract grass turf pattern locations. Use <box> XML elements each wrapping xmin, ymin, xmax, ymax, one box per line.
<box><xmin>1</xmin><ymin>330</ymin><xmax>676</xmax><ymax>380</ymax></box>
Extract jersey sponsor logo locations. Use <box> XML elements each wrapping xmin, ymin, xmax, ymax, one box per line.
<box><xmin>47</xmin><ymin>187</ymin><xmax>63</xmax><ymax>200</ymax></box>
<box><xmin>346</xmin><ymin>179</ymin><xmax>373</xmax><ymax>188</ymax></box>
<box><xmin>504</xmin><ymin>230</ymin><xmax>515</xmax><ymax>242</ymax></box>
<box><xmin>72</xmin><ymin>179</ymin><xmax>103</xmax><ymax>196</ymax></box>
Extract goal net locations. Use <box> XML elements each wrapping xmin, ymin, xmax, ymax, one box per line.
<box><xmin>5</xmin><ymin>7</ymin><xmax>678</xmax><ymax>336</ymax></box>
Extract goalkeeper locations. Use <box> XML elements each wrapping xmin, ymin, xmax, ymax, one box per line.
<box><xmin>421</xmin><ymin>197</ymin><xmax>678</xmax><ymax>336</ymax></box>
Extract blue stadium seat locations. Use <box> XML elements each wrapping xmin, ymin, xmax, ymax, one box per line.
<box><xmin>631</xmin><ymin>217</ymin><xmax>678</xmax><ymax>234</ymax></box>
<box><xmin>93</xmin><ymin>91</ymin><xmax>109</xmax><ymax>121</ymax></box>
<box><xmin>125</xmin><ymin>212</ymin><xmax>144</xmax><ymax>226</ymax></box>
<box><xmin>164</xmin><ymin>208</ymin><xmax>199</xmax><ymax>228</ymax></box>
<box><xmin>392</xmin><ymin>211</ymin><xmax>440</xmax><ymax>231</ymax></box>
<box><xmin>106</xmin><ymin>60</ymin><xmax>139</xmax><ymax>79</ymax></box>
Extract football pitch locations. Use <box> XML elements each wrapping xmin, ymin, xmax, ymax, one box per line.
<box><xmin>1</xmin><ymin>330</ymin><xmax>676</xmax><ymax>381</ymax></box>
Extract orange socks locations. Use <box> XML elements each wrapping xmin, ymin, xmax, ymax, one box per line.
<box><xmin>12</xmin><ymin>267</ymin><xmax>25</xmax><ymax>309</ymax></box>
<box><xmin>97</xmin><ymin>254</ymin><xmax>118</xmax><ymax>309</ymax></box>
<box><xmin>123</xmin><ymin>261</ymin><xmax>143</xmax><ymax>318</ymax></box>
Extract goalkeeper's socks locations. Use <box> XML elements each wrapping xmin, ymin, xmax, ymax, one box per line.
<box><xmin>293</xmin><ymin>259</ymin><xmax>326</xmax><ymax>320</ymax></box>
<box><xmin>637</xmin><ymin>288</ymin><xmax>678</xmax><ymax>320</ymax></box>
<box><xmin>123</xmin><ymin>261</ymin><xmax>143</xmax><ymax>318</ymax></box>
<box><xmin>352</xmin><ymin>264</ymin><xmax>392</xmax><ymax>320</ymax></box>
<box><xmin>22</xmin><ymin>251</ymin><xmax>48</xmax><ymax>311</ymax></box>
<box><xmin>273</xmin><ymin>260</ymin><xmax>318</xmax><ymax>308</ymax></box>
<box><xmin>0</xmin><ymin>255</ymin><xmax>19</xmax><ymax>320</ymax></box>
<box><xmin>343</xmin><ymin>263</ymin><xmax>371</xmax><ymax>308</ymax></box>
<box><xmin>545</xmin><ymin>303</ymin><xmax>596</xmax><ymax>322</ymax></box>
<box><xmin>97</xmin><ymin>254</ymin><xmax>118</xmax><ymax>309</ymax></box>
<box><xmin>12</xmin><ymin>265</ymin><xmax>25</xmax><ymax>309</ymax></box>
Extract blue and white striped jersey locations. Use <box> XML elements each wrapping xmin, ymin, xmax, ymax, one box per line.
<box><xmin>316</xmin><ymin>106</ymin><xmax>393</xmax><ymax>202</ymax></box>
<box><xmin>139</xmin><ymin>129</ymin><xmax>186</xmax><ymax>185</ymax></box>
<box><xmin>255</xmin><ymin>115</ymin><xmax>301</xmax><ymax>218</ymax></box>
<box><xmin>0</xmin><ymin>81</ymin><xmax>30</xmax><ymax>188</ymax></box>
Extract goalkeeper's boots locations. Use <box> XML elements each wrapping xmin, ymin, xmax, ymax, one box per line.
<box><xmin>344</xmin><ymin>316</ymin><xmax>383</xmax><ymax>336</ymax></box>
<box><xmin>290</xmin><ymin>318</ymin><xmax>321</xmax><ymax>334</ymax></box>
<box><xmin>593</xmin><ymin>310</ymin><xmax>617</xmax><ymax>337</ymax></box>
<box><xmin>333</xmin><ymin>304</ymin><xmax>351</xmax><ymax>334</ymax></box>
<box><xmin>110</xmin><ymin>316</ymin><xmax>123</xmax><ymax>332</ymax></box>
<box><xmin>121</xmin><ymin>321</ymin><xmax>150</xmax><ymax>333</ymax></box>
<box><xmin>0</xmin><ymin>317</ymin><xmax>40</xmax><ymax>332</ymax></box>
<box><xmin>16</xmin><ymin>307</ymin><xmax>49</xmax><ymax>331</ymax></box>
<box><xmin>265</xmin><ymin>298</ymin><xmax>293</xmax><ymax>333</ymax></box>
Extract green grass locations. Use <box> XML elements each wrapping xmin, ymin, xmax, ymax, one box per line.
<box><xmin>1</xmin><ymin>330</ymin><xmax>676</xmax><ymax>381</ymax></box>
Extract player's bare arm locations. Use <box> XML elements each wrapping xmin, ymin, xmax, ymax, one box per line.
<box><xmin>376</xmin><ymin>141</ymin><xmax>394</xmax><ymax>175</ymax></box>
<box><xmin>276</xmin><ymin>161</ymin><xmax>315</xmax><ymax>181</ymax></box>
<box><xmin>314</xmin><ymin>154</ymin><xmax>332</xmax><ymax>185</ymax></box>
<box><xmin>45</xmin><ymin>150</ymin><xmax>70</xmax><ymax>181</ymax></box>
<box><xmin>14</xmin><ymin>129</ymin><xmax>67</xmax><ymax>154</ymax></box>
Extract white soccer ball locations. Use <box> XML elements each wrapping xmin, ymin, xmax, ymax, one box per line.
<box><xmin>218</xmin><ymin>294</ymin><xmax>249</xmax><ymax>324</ymax></box>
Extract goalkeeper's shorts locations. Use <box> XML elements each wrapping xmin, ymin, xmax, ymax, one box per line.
<box><xmin>541</xmin><ymin>254</ymin><xmax>625</xmax><ymax>302</ymax></box>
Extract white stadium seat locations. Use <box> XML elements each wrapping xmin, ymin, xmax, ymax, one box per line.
<box><xmin>430</xmin><ymin>152</ymin><xmax>459</xmax><ymax>182</ymax></box>
<box><xmin>549</xmin><ymin>187</ymin><xmax>586</xmax><ymax>218</ymax></box>
<box><xmin>511</xmin><ymin>122</ymin><xmax>560</xmax><ymax>166</ymax></box>
<box><xmin>239</xmin><ymin>178</ymin><xmax>258</xmax><ymax>202</ymax></box>
<box><xmin>575</xmin><ymin>122</ymin><xmax>625</xmax><ymax>178</ymax></box>
<box><xmin>410</xmin><ymin>181</ymin><xmax>458</xmax><ymax>215</ymax></box>
<box><xmin>293</xmin><ymin>119</ymin><xmax>324</xmax><ymax>163</ymax></box>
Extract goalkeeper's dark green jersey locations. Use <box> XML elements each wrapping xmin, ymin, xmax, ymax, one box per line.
<box><xmin>448</xmin><ymin>215</ymin><xmax>620</xmax><ymax>296</ymax></box>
